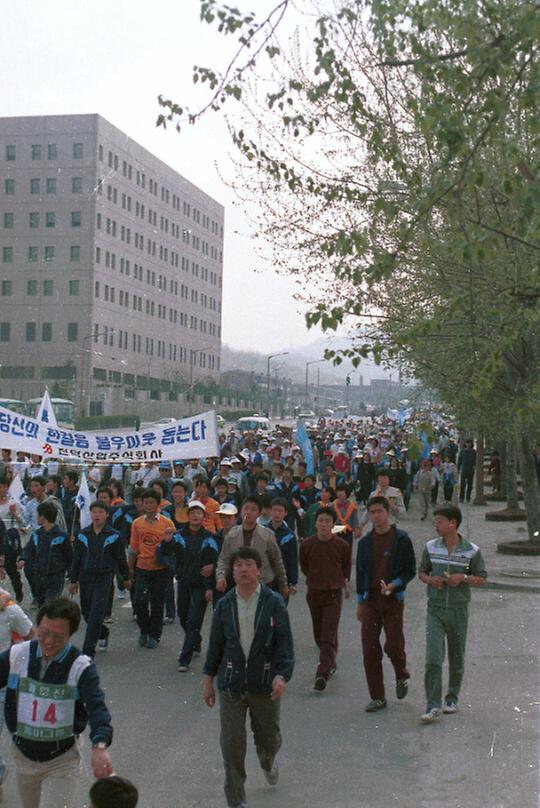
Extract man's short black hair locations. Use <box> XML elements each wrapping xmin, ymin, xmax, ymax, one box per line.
<box><xmin>97</xmin><ymin>486</ymin><xmax>113</xmax><ymax>501</ymax></box>
<box><xmin>109</xmin><ymin>479</ymin><xmax>124</xmax><ymax>498</ymax></box>
<box><xmin>434</xmin><ymin>505</ymin><xmax>462</xmax><ymax>527</ymax></box>
<box><xmin>230</xmin><ymin>546</ymin><xmax>262</xmax><ymax>569</ymax></box>
<box><xmin>37</xmin><ymin>501</ymin><xmax>58</xmax><ymax>523</ymax></box>
<box><xmin>271</xmin><ymin>497</ymin><xmax>288</xmax><ymax>511</ymax></box>
<box><xmin>31</xmin><ymin>475</ymin><xmax>47</xmax><ymax>488</ymax></box>
<box><xmin>89</xmin><ymin>775</ymin><xmax>139</xmax><ymax>808</ymax></box>
<box><xmin>171</xmin><ymin>479</ymin><xmax>188</xmax><ymax>491</ymax></box>
<box><xmin>37</xmin><ymin>597</ymin><xmax>81</xmax><ymax>635</ymax></box>
<box><xmin>241</xmin><ymin>495</ymin><xmax>262</xmax><ymax>512</ymax></box>
<box><xmin>142</xmin><ymin>488</ymin><xmax>161</xmax><ymax>504</ymax></box>
<box><xmin>47</xmin><ymin>474</ymin><xmax>61</xmax><ymax>487</ymax></box>
<box><xmin>256</xmin><ymin>472</ymin><xmax>269</xmax><ymax>483</ymax></box>
<box><xmin>336</xmin><ymin>482</ymin><xmax>350</xmax><ymax>494</ymax></box>
<box><xmin>315</xmin><ymin>506</ymin><xmax>337</xmax><ymax>523</ymax></box>
<box><xmin>214</xmin><ymin>477</ymin><xmax>228</xmax><ymax>489</ymax></box>
<box><xmin>90</xmin><ymin>501</ymin><xmax>110</xmax><ymax>514</ymax></box>
<box><xmin>376</xmin><ymin>470</ymin><xmax>390</xmax><ymax>479</ymax></box>
<box><xmin>151</xmin><ymin>479</ymin><xmax>168</xmax><ymax>497</ymax></box>
<box><xmin>194</xmin><ymin>475</ymin><xmax>209</xmax><ymax>487</ymax></box>
<box><xmin>367</xmin><ymin>495</ymin><xmax>390</xmax><ymax>511</ymax></box>
<box><xmin>64</xmin><ymin>470</ymin><xmax>79</xmax><ymax>485</ymax></box>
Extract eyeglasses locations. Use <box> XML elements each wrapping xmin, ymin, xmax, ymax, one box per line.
<box><xmin>39</xmin><ymin>628</ymin><xmax>69</xmax><ymax>642</ymax></box>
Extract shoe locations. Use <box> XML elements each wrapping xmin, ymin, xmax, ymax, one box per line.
<box><xmin>365</xmin><ymin>699</ymin><xmax>387</xmax><ymax>712</ymax></box>
<box><xmin>116</xmin><ymin>590</ymin><xmax>126</xmax><ymax>600</ymax></box>
<box><xmin>396</xmin><ymin>678</ymin><xmax>409</xmax><ymax>700</ymax></box>
<box><xmin>103</xmin><ymin>616</ymin><xmax>114</xmax><ymax>624</ymax></box>
<box><xmin>163</xmin><ymin>616</ymin><xmax>175</xmax><ymax>625</ymax></box>
<box><xmin>443</xmin><ymin>701</ymin><xmax>457</xmax><ymax>714</ymax></box>
<box><xmin>146</xmin><ymin>638</ymin><xmax>159</xmax><ymax>649</ymax></box>
<box><xmin>314</xmin><ymin>675</ymin><xmax>327</xmax><ymax>691</ymax></box>
<box><xmin>177</xmin><ymin>663</ymin><xmax>190</xmax><ymax>672</ymax></box>
<box><xmin>98</xmin><ymin>638</ymin><xmax>108</xmax><ymax>652</ymax></box>
<box><xmin>329</xmin><ymin>666</ymin><xmax>337</xmax><ymax>677</ymax></box>
<box><xmin>138</xmin><ymin>633</ymin><xmax>148</xmax><ymax>647</ymax></box>
<box><xmin>193</xmin><ymin>644</ymin><xmax>201</xmax><ymax>657</ymax></box>
<box><xmin>263</xmin><ymin>763</ymin><xmax>279</xmax><ymax>786</ymax></box>
<box><xmin>420</xmin><ymin>707</ymin><xmax>442</xmax><ymax>723</ymax></box>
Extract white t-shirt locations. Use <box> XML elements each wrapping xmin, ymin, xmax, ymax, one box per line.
<box><xmin>0</xmin><ymin>604</ymin><xmax>33</xmax><ymax>653</ymax></box>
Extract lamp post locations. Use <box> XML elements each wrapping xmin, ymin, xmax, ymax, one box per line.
<box><xmin>188</xmin><ymin>345</ymin><xmax>213</xmax><ymax>415</ymax></box>
<box><xmin>305</xmin><ymin>359</ymin><xmax>325</xmax><ymax>408</ymax></box>
<box><xmin>266</xmin><ymin>352</ymin><xmax>288</xmax><ymax>417</ymax></box>
<box><xmin>77</xmin><ymin>330</ymin><xmax>109</xmax><ymax>419</ymax></box>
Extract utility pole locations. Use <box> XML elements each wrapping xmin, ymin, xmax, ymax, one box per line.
<box><xmin>266</xmin><ymin>352</ymin><xmax>288</xmax><ymax>417</ymax></box>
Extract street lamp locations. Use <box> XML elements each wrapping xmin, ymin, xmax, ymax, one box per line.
<box><xmin>77</xmin><ymin>330</ymin><xmax>109</xmax><ymax>418</ymax></box>
<box><xmin>188</xmin><ymin>345</ymin><xmax>213</xmax><ymax>415</ymax></box>
<box><xmin>305</xmin><ymin>359</ymin><xmax>325</xmax><ymax>408</ymax></box>
<box><xmin>266</xmin><ymin>352</ymin><xmax>288</xmax><ymax>417</ymax></box>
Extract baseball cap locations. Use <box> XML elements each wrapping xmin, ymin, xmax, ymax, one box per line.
<box><xmin>216</xmin><ymin>502</ymin><xmax>238</xmax><ymax>516</ymax></box>
<box><xmin>188</xmin><ymin>500</ymin><xmax>206</xmax><ymax>512</ymax></box>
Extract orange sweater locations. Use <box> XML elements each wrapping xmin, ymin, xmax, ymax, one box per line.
<box><xmin>130</xmin><ymin>513</ymin><xmax>175</xmax><ymax>571</ymax></box>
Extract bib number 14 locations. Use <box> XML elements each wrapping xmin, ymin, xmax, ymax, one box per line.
<box><xmin>31</xmin><ymin>700</ymin><xmax>57</xmax><ymax>725</ymax></box>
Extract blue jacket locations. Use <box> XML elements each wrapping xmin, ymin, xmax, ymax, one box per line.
<box><xmin>0</xmin><ymin>520</ymin><xmax>22</xmax><ymax>563</ymax></box>
<box><xmin>157</xmin><ymin>526</ymin><xmax>219</xmax><ymax>589</ymax></box>
<box><xmin>356</xmin><ymin>527</ymin><xmax>416</xmax><ymax>603</ymax></box>
<box><xmin>23</xmin><ymin>525</ymin><xmax>72</xmax><ymax>577</ymax></box>
<box><xmin>268</xmin><ymin>521</ymin><xmax>298</xmax><ymax>586</ymax></box>
<box><xmin>203</xmin><ymin>584</ymin><xmax>294</xmax><ymax>693</ymax></box>
<box><xmin>69</xmin><ymin>524</ymin><xmax>128</xmax><ymax>581</ymax></box>
<box><xmin>0</xmin><ymin>640</ymin><xmax>112</xmax><ymax>762</ymax></box>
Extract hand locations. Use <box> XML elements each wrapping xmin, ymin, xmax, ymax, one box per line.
<box><xmin>356</xmin><ymin>603</ymin><xmax>366</xmax><ymax>622</ymax></box>
<box><xmin>16</xmin><ymin>560</ymin><xmax>25</xmax><ymax>570</ymax></box>
<box><xmin>123</xmin><ymin>578</ymin><xmax>132</xmax><ymax>591</ymax></box>
<box><xmin>91</xmin><ymin>747</ymin><xmax>113</xmax><ymax>779</ymax></box>
<box><xmin>163</xmin><ymin>527</ymin><xmax>174</xmax><ymax>542</ymax></box>
<box><xmin>292</xmin><ymin>497</ymin><xmax>301</xmax><ymax>509</ymax></box>
<box><xmin>446</xmin><ymin>573</ymin><xmax>466</xmax><ymax>588</ymax></box>
<box><xmin>0</xmin><ymin>591</ymin><xmax>11</xmax><ymax>609</ymax></box>
<box><xmin>203</xmin><ymin>676</ymin><xmax>216</xmax><ymax>708</ymax></box>
<box><xmin>215</xmin><ymin>578</ymin><xmax>227</xmax><ymax>593</ymax></box>
<box><xmin>205</xmin><ymin>589</ymin><xmax>214</xmax><ymax>603</ymax></box>
<box><xmin>9</xmin><ymin>503</ymin><xmax>17</xmax><ymax>515</ymax></box>
<box><xmin>279</xmin><ymin>586</ymin><xmax>290</xmax><ymax>600</ymax></box>
<box><xmin>429</xmin><ymin>576</ymin><xmax>445</xmax><ymax>590</ymax></box>
<box><xmin>343</xmin><ymin>581</ymin><xmax>351</xmax><ymax>599</ymax></box>
<box><xmin>271</xmin><ymin>675</ymin><xmax>286</xmax><ymax>701</ymax></box>
<box><xmin>379</xmin><ymin>580</ymin><xmax>396</xmax><ymax>596</ymax></box>
<box><xmin>68</xmin><ymin>582</ymin><xmax>78</xmax><ymax>596</ymax></box>
<box><xmin>200</xmin><ymin>563</ymin><xmax>214</xmax><ymax>578</ymax></box>
<box><xmin>289</xmin><ymin>585</ymin><xmax>297</xmax><ymax>596</ymax></box>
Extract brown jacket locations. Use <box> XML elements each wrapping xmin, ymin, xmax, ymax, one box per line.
<box><xmin>216</xmin><ymin>524</ymin><xmax>288</xmax><ymax>591</ymax></box>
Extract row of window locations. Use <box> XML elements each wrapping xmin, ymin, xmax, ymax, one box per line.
<box><xmin>2</xmin><ymin>210</ymin><xmax>81</xmax><ymax>232</ymax></box>
<box><xmin>1</xmin><ymin>279</ymin><xmax>80</xmax><ymax>297</ymax></box>
<box><xmin>4</xmin><ymin>143</ymin><xmax>83</xmax><ymax>161</ymax></box>
<box><xmin>0</xmin><ymin>322</ymin><xmax>79</xmax><ymax>342</ymax></box>
<box><xmin>93</xmin><ymin>322</ymin><xmax>219</xmax><ymax>368</ymax></box>
<box><xmin>2</xmin><ymin>245</ymin><xmax>80</xmax><ymax>263</ymax></box>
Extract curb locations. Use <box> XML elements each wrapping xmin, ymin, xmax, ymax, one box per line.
<box><xmin>484</xmin><ymin>581</ymin><xmax>540</xmax><ymax>595</ymax></box>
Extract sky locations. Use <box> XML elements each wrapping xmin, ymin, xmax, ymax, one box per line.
<box><xmin>0</xmin><ymin>0</ymin><xmax>327</xmax><ymax>352</ymax></box>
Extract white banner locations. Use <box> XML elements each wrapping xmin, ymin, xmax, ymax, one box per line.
<box><xmin>36</xmin><ymin>388</ymin><xmax>58</xmax><ymax>429</ymax></box>
<box><xmin>0</xmin><ymin>406</ymin><xmax>219</xmax><ymax>464</ymax></box>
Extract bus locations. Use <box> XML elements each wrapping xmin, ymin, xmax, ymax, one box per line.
<box><xmin>26</xmin><ymin>398</ymin><xmax>75</xmax><ymax>429</ymax></box>
<box><xmin>0</xmin><ymin>398</ymin><xmax>25</xmax><ymax>414</ymax></box>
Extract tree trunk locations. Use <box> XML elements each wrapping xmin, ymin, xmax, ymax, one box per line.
<box><xmin>505</xmin><ymin>440</ymin><xmax>520</xmax><ymax>510</ymax></box>
<box><xmin>515</xmin><ymin>427</ymin><xmax>540</xmax><ymax>544</ymax></box>
<box><xmin>473</xmin><ymin>433</ymin><xmax>486</xmax><ymax>505</ymax></box>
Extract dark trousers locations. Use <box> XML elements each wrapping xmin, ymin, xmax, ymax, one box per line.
<box><xmin>430</xmin><ymin>481</ymin><xmax>439</xmax><ymax>505</ymax></box>
<box><xmin>177</xmin><ymin>582</ymin><xmax>207</xmax><ymax>663</ymax></box>
<box><xmin>105</xmin><ymin>568</ymin><xmax>127</xmax><ymax>619</ymax></box>
<box><xmin>219</xmin><ymin>689</ymin><xmax>281</xmax><ymax>808</ymax></box>
<box><xmin>165</xmin><ymin>574</ymin><xmax>176</xmax><ymax>620</ymax></box>
<box><xmin>443</xmin><ymin>482</ymin><xmax>455</xmax><ymax>502</ymax></box>
<box><xmin>459</xmin><ymin>471</ymin><xmax>474</xmax><ymax>502</ymax></box>
<box><xmin>306</xmin><ymin>588</ymin><xmax>343</xmax><ymax>678</ymax></box>
<box><xmin>5</xmin><ymin>559</ymin><xmax>24</xmax><ymax>602</ymax></box>
<box><xmin>361</xmin><ymin>593</ymin><xmax>409</xmax><ymax>700</ymax></box>
<box><xmin>134</xmin><ymin>568</ymin><xmax>168</xmax><ymax>640</ymax></box>
<box><xmin>34</xmin><ymin>572</ymin><xmax>65</xmax><ymax>608</ymax></box>
<box><xmin>79</xmin><ymin>573</ymin><xmax>113</xmax><ymax>657</ymax></box>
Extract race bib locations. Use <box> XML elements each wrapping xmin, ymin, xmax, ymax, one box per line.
<box><xmin>16</xmin><ymin>677</ymin><xmax>76</xmax><ymax>742</ymax></box>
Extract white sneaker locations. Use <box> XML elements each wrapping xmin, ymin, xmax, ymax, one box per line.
<box><xmin>443</xmin><ymin>701</ymin><xmax>457</xmax><ymax>714</ymax></box>
<box><xmin>420</xmin><ymin>708</ymin><xmax>441</xmax><ymax>723</ymax></box>
<box><xmin>116</xmin><ymin>590</ymin><xmax>126</xmax><ymax>600</ymax></box>
<box><xmin>263</xmin><ymin>763</ymin><xmax>279</xmax><ymax>786</ymax></box>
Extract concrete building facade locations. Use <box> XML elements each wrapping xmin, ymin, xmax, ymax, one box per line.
<box><xmin>0</xmin><ymin>114</ymin><xmax>223</xmax><ymax>418</ymax></box>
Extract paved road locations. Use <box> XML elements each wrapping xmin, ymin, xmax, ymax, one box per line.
<box><xmin>1</xmin><ymin>502</ymin><xmax>538</xmax><ymax>808</ymax></box>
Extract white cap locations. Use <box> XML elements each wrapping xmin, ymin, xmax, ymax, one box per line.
<box><xmin>188</xmin><ymin>500</ymin><xmax>206</xmax><ymax>512</ymax></box>
<box><xmin>220</xmin><ymin>458</ymin><xmax>232</xmax><ymax>466</ymax></box>
<box><xmin>216</xmin><ymin>502</ymin><xmax>238</xmax><ymax>516</ymax></box>
<box><xmin>331</xmin><ymin>524</ymin><xmax>348</xmax><ymax>534</ymax></box>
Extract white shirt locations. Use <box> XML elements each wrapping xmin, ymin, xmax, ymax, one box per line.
<box><xmin>0</xmin><ymin>603</ymin><xmax>33</xmax><ymax>653</ymax></box>
<box><xmin>236</xmin><ymin>584</ymin><xmax>261</xmax><ymax>659</ymax></box>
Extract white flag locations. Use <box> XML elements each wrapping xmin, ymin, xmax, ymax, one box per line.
<box><xmin>75</xmin><ymin>473</ymin><xmax>93</xmax><ymax>530</ymax></box>
<box><xmin>36</xmin><ymin>388</ymin><xmax>58</xmax><ymax>429</ymax></box>
<box><xmin>8</xmin><ymin>474</ymin><xmax>27</xmax><ymax>509</ymax></box>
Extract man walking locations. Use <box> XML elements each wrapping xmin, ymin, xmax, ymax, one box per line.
<box><xmin>356</xmin><ymin>496</ymin><xmax>416</xmax><ymax>712</ymax></box>
<box><xmin>299</xmin><ymin>508</ymin><xmax>351</xmax><ymax>691</ymax></box>
<box><xmin>418</xmin><ymin>505</ymin><xmax>487</xmax><ymax>722</ymax></box>
<box><xmin>203</xmin><ymin>547</ymin><xmax>294</xmax><ymax>808</ymax></box>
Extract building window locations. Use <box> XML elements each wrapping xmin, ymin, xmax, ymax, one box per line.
<box><xmin>31</xmin><ymin>144</ymin><xmax>42</xmax><ymax>160</ymax></box>
<box><xmin>29</xmin><ymin>212</ymin><xmax>39</xmax><ymax>228</ymax></box>
<box><xmin>73</xmin><ymin>143</ymin><xmax>83</xmax><ymax>159</ymax></box>
<box><xmin>30</xmin><ymin>178</ymin><xmax>40</xmax><ymax>194</ymax></box>
<box><xmin>2</xmin><ymin>247</ymin><xmax>13</xmax><ymax>263</ymax></box>
<box><xmin>42</xmin><ymin>322</ymin><xmax>52</xmax><ymax>342</ymax></box>
<box><xmin>47</xmin><ymin>143</ymin><xmax>57</xmax><ymax>160</ymax></box>
<box><xmin>46</xmin><ymin>178</ymin><xmax>56</xmax><ymax>194</ymax></box>
<box><xmin>98</xmin><ymin>144</ymin><xmax>103</xmax><ymax>161</ymax></box>
<box><xmin>43</xmin><ymin>280</ymin><xmax>54</xmax><ymax>296</ymax></box>
<box><xmin>95</xmin><ymin>246</ymin><xmax>101</xmax><ymax>264</ymax></box>
<box><xmin>27</xmin><ymin>280</ymin><xmax>37</xmax><ymax>296</ymax></box>
<box><xmin>1</xmin><ymin>280</ymin><xmax>12</xmax><ymax>296</ymax></box>
<box><xmin>67</xmin><ymin>322</ymin><xmax>78</xmax><ymax>341</ymax></box>
<box><xmin>70</xmin><ymin>245</ymin><xmax>80</xmax><ymax>262</ymax></box>
<box><xmin>71</xmin><ymin>211</ymin><xmax>81</xmax><ymax>227</ymax></box>
<box><xmin>44</xmin><ymin>246</ymin><xmax>54</xmax><ymax>262</ymax></box>
<box><xmin>0</xmin><ymin>323</ymin><xmax>10</xmax><ymax>341</ymax></box>
<box><xmin>45</xmin><ymin>211</ymin><xmax>55</xmax><ymax>228</ymax></box>
<box><xmin>28</xmin><ymin>247</ymin><xmax>38</xmax><ymax>262</ymax></box>
<box><xmin>4</xmin><ymin>179</ymin><xmax>14</xmax><ymax>195</ymax></box>
<box><xmin>3</xmin><ymin>213</ymin><xmax>13</xmax><ymax>229</ymax></box>
<box><xmin>5</xmin><ymin>145</ymin><xmax>16</xmax><ymax>161</ymax></box>
<box><xmin>69</xmin><ymin>280</ymin><xmax>79</xmax><ymax>296</ymax></box>
<box><xmin>72</xmin><ymin>176</ymin><xmax>82</xmax><ymax>193</ymax></box>
<box><xmin>25</xmin><ymin>322</ymin><xmax>36</xmax><ymax>342</ymax></box>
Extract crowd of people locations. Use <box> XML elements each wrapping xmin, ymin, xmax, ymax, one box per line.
<box><xmin>0</xmin><ymin>417</ymin><xmax>490</xmax><ymax>808</ymax></box>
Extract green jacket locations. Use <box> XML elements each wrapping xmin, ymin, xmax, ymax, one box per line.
<box><xmin>419</xmin><ymin>535</ymin><xmax>487</xmax><ymax>607</ymax></box>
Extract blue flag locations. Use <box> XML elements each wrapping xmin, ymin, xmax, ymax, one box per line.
<box><xmin>295</xmin><ymin>421</ymin><xmax>315</xmax><ymax>476</ymax></box>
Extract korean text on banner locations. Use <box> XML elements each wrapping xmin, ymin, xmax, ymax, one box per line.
<box><xmin>0</xmin><ymin>406</ymin><xmax>219</xmax><ymax>464</ymax></box>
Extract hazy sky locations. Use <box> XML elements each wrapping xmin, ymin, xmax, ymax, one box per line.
<box><xmin>1</xmin><ymin>0</ymin><xmax>327</xmax><ymax>352</ymax></box>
